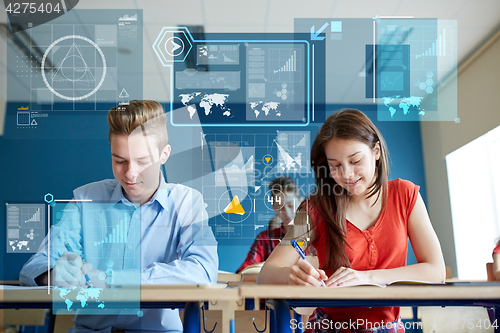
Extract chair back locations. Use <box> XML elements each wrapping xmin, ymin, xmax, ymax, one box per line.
<box><xmin>486</xmin><ymin>262</ymin><xmax>495</xmax><ymax>281</ymax></box>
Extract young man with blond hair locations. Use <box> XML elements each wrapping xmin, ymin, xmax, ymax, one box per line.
<box><xmin>20</xmin><ymin>100</ymin><xmax>218</xmax><ymax>332</ymax></box>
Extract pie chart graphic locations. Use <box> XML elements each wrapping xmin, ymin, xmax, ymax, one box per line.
<box><xmin>165</xmin><ymin>36</ymin><xmax>184</xmax><ymax>57</ymax></box>
<box><xmin>218</xmin><ymin>189</ymin><xmax>253</xmax><ymax>223</ymax></box>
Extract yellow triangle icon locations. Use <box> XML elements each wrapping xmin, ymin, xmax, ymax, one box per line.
<box><xmin>224</xmin><ymin>195</ymin><xmax>245</xmax><ymax>215</ymax></box>
<box><xmin>297</xmin><ymin>241</ymin><xmax>304</xmax><ymax>248</ymax></box>
<box><xmin>265</xmin><ymin>157</ymin><xmax>271</xmax><ymax>163</ymax></box>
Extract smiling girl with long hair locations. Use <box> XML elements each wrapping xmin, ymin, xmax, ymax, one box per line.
<box><xmin>258</xmin><ymin>109</ymin><xmax>445</xmax><ymax>333</ymax></box>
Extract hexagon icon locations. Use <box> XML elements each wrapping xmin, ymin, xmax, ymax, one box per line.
<box><xmin>425</xmin><ymin>86</ymin><xmax>434</xmax><ymax>94</ymax></box>
<box><xmin>426</xmin><ymin>79</ymin><xmax>434</xmax><ymax>86</ymax></box>
<box><xmin>152</xmin><ymin>27</ymin><xmax>193</xmax><ymax>65</ymax></box>
<box><xmin>98</xmin><ymin>271</ymin><xmax>107</xmax><ymax>281</ymax></box>
<box><xmin>44</xmin><ymin>193</ymin><xmax>54</xmax><ymax>203</ymax></box>
<box><xmin>105</xmin><ymin>260</ymin><xmax>115</xmax><ymax>268</ymax></box>
<box><xmin>426</xmin><ymin>71</ymin><xmax>434</xmax><ymax>78</ymax></box>
<box><xmin>419</xmin><ymin>82</ymin><xmax>427</xmax><ymax>90</ymax></box>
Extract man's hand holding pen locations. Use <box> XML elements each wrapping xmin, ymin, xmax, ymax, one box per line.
<box><xmin>52</xmin><ymin>251</ymin><xmax>107</xmax><ymax>288</ymax></box>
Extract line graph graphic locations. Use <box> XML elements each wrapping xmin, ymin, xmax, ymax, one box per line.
<box><xmin>248</xmin><ymin>83</ymin><xmax>266</xmax><ymax>98</ymax></box>
<box><xmin>276</xmin><ymin>131</ymin><xmax>310</xmax><ymax>173</ymax></box>
<box><xmin>223</xmin><ymin>54</ymin><xmax>236</xmax><ymax>63</ymax></box>
<box><xmin>380</xmin><ymin>71</ymin><xmax>404</xmax><ymax>91</ymax></box>
<box><xmin>261</xmin><ymin>131</ymin><xmax>311</xmax><ymax>179</ymax></box>
<box><xmin>197</xmin><ymin>44</ymin><xmax>240</xmax><ymax>65</ymax></box>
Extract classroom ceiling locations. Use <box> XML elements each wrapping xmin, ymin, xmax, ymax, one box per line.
<box><xmin>0</xmin><ymin>0</ymin><xmax>499</xmax><ymax>102</ymax></box>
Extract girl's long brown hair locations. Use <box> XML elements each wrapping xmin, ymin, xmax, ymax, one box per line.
<box><xmin>310</xmin><ymin>109</ymin><xmax>389</xmax><ymax>273</ymax></box>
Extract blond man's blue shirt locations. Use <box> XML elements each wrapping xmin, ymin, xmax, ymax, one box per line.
<box><xmin>20</xmin><ymin>175</ymin><xmax>218</xmax><ymax>333</ymax></box>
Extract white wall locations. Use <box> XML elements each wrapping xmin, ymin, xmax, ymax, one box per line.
<box><xmin>421</xmin><ymin>31</ymin><xmax>500</xmax><ymax>278</ymax></box>
<box><xmin>446</xmin><ymin>127</ymin><xmax>500</xmax><ymax>279</ymax></box>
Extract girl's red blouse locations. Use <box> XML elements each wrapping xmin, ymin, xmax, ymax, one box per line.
<box><xmin>307</xmin><ymin>178</ymin><xmax>420</xmax><ymax>328</ymax></box>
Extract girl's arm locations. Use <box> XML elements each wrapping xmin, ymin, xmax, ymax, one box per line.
<box><xmin>493</xmin><ymin>253</ymin><xmax>500</xmax><ymax>281</ymax></box>
<box><xmin>257</xmin><ymin>209</ymin><xmax>327</xmax><ymax>286</ymax></box>
<box><xmin>327</xmin><ymin>193</ymin><xmax>446</xmax><ymax>286</ymax></box>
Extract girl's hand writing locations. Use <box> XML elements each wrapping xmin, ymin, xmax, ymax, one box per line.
<box><xmin>288</xmin><ymin>258</ymin><xmax>328</xmax><ymax>286</ymax></box>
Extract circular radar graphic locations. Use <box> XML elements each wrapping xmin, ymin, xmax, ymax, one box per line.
<box><xmin>42</xmin><ymin>35</ymin><xmax>107</xmax><ymax>101</ymax></box>
<box><xmin>218</xmin><ymin>188</ymin><xmax>253</xmax><ymax>223</ymax></box>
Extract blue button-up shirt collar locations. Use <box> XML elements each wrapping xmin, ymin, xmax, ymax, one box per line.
<box><xmin>108</xmin><ymin>173</ymin><xmax>170</xmax><ymax>211</ymax></box>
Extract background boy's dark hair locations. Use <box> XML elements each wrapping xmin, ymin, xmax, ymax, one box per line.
<box><xmin>269</xmin><ymin>176</ymin><xmax>300</xmax><ymax>197</ymax></box>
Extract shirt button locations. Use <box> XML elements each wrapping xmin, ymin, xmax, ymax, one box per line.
<box><xmin>127</xmin><ymin>244</ymin><xmax>133</xmax><ymax>249</ymax></box>
<box><xmin>134</xmin><ymin>214</ymin><xmax>139</xmax><ymax>219</ymax></box>
<box><xmin>371</xmin><ymin>245</ymin><xmax>374</xmax><ymax>249</ymax></box>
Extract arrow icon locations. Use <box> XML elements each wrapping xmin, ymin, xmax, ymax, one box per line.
<box><xmin>171</xmin><ymin>41</ymin><xmax>181</xmax><ymax>53</ymax></box>
<box><xmin>310</xmin><ymin>22</ymin><xmax>329</xmax><ymax>41</ymax></box>
<box><xmin>164</xmin><ymin>36</ymin><xmax>184</xmax><ymax>57</ymax></box>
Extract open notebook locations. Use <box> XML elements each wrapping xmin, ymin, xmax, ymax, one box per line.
<box><xmin>240</xmin><ymin>262</ymin><xmax>265</xmax><ymax>275</ymax></box>
<box><xmin>329</xmin><ymin>279</ymin><xmax>445</xmax><ymax>288</ymax></box>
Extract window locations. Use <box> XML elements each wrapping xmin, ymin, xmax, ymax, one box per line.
<box><xmin>446</xmin><ymin>125</ymin><xmax>500</xmax><ymax>280</ymax></box>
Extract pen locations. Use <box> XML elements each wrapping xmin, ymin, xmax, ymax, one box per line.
<box><xmin>64</xmin><ymin>242</ymin><xmax>94</xmax><ymax>288</ymax></box>
<box><xmin>290</xmin><ymin>239</ymin><xmax>326</xmax><ymax>287</ymax></box>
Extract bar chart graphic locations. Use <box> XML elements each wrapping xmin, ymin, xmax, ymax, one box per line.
<box><xmin>268</xmin><ymin>48</ymin><xmax>302</xmax><ymax>82</ymax></box>
<box><xmin>409</xmin><ymin>24</ymin><xmax>455</xmax><ymax>71</ymax></box>
<box><xmin>415</xmin><ymin>28</ymin><xmax>448</xmax><ymax>59</ymax></box>
<box><xmin>93</xmin><ymin>214</ymin><xmax>130</xmax><ymax>246</ymax></box>
<box><xmin>24</xmin><ymin>207</ymin><xmax>41</xmax><ymax>223</ymax></box>
<box><xmin>273</xmin><ymin>50</ymin><xmax>297</xmax><ymax>73</ymax></box>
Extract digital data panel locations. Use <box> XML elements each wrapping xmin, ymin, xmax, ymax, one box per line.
<box><xmin>153</xmin><ymin>30</ymin><xmax>310</xmax><ymax>126</ymax></box>
<box><xmin>6</xmin><ymin>9</ymin><xmax>143</xmax><ymax>138</ymax></box>
<box><xmin>295</xmin><ymin>18</ymin><xmax>457</xmax><ymax>121</ymax></box>
<box><xmin>200</xmin><ymin>131</ymin><xmax>313</xmax><ymax>242</ymax></box>
<box><xmin>6</xmin><ymin>203</ymin><xmax>46</xmax><ymax>253</ymax></box>
<box><xmin>51</xmin><ymin>201</ymin><xmax>140</xmax><ymax>315</ymax></box>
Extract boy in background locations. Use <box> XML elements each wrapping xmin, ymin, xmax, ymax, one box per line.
<box><xmin>20</xmin><ymin>100</ymin><xmax>218</xmax><ymax>332</ymax></box>
<box><xmin>237</xmin><ymin>176</ymin><xmax>306</xmax><ymax>273</ymax></box>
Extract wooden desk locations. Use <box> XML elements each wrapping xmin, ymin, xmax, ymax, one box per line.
<box><xmin>3</xmin><ymin>284</ymin><xmax>500</xmax><ymax>333</ymax></box>
<box><xmin>239</xmin><ymin>284</ymin><xmax>500</xmax><ymax>333</ymax></box>
<box><xmin>0</xmin><ymin>285</ymin><xmax>241</xmax><ymax>333</ymax></box>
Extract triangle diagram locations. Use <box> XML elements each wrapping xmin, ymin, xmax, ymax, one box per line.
<box><xmin>276</xmin><ymin>141</ymin><xmax>297</xmax><ymax>170</ymax></box>
<box><xmin>294</xmin><ymin>135</ymin><xmax>307</xmax><ymax>147</ymax></box>
<box><xmin>51</xmin><ymin>43</ymin><xmax>96</xmax><ymax>86</ymax></box>
<box><xmin>297</xmin><ymin>241</ymin><xmax>304</xmax><ymax>248</ymax></box>
<box><xmin>119</xmin><ymin>88</ymin><xmax>129</xmax><ymax>98</ymax></box>
<box><xmin>264</xmin><ymin>157</ymin><xmax>271</xmax><ymax>163</ymax></box>
<box><xmin>224</xmin><ymin>195</ymin><xmax>245</xmax><ymax>215</ymax></box>
<box><xmin>31</xmin><ymin>119</ymin><xmax>37</xmax><ymax>125</ymax></box>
